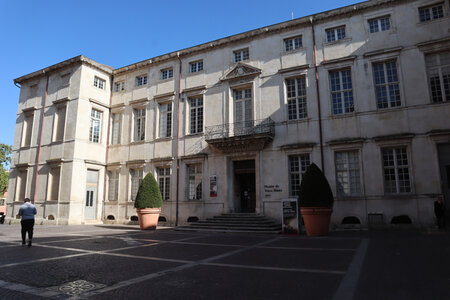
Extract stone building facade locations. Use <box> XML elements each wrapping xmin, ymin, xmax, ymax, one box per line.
<box><xmin>7</xmin><ymin>0</ymin><xmax>450</xmax><ymax>228</ymax></box>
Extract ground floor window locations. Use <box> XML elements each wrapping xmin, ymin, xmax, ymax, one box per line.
<box><xmin>335</xmin><ymin>151</ymin><xmax>361</xmax><ymax>196</ymax></box>
<box><xmin>130</xmin><ymin>169</ymin><xmax>143</xmax><ymax>201</ymax></box>
<box><xmin>157</xmin><ymin>167</ymin><xmax>171</xmax><ymax>201</ymax></box>
<box><xmin>382</xmin><ymin>147</ymin><xmax>411</xmax><ymax>194</ymax></box>
<box><xmin>108</xmin><ymin>171</ymin><xmax>119</xmax><ymax>201</ymax></box>
<box><xmin>187</xmin><ymin>164</ymin><xmax>202</xmax><ymax>200</ymax></box>
<box><xmin>289</xmin><ymin>154</ymin><xmax>310</xmax><ymax>197</ymax></box>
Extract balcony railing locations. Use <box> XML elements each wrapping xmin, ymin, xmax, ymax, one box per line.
<box><xmin>205</xmin><ymin>118</ymin><xmax>275</xmax><ymax>141</ymax></box>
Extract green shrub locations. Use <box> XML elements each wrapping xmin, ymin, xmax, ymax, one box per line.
<box><xmin>298</xmin><ymin>163</ymin><xmax>334</xmax><ymax>207</ymax></box>
<box><xmin>134</xmin><ymin>173</ymin><xmax>163</xmax><ymax>209</ymax></box>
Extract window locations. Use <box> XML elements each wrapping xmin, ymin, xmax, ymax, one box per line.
<box><xmin>382</xmin><ymin>147</ymin><xmax>411</xmax><ymax>194</ymax></box>
<box><xmin>130</xmin><ymin>169</ymin><xmax>143</xmax><ymax>201</ymax></box>
<box><xmin>16</xmin><ymin>169</ymin><xmax>27</xmax><ymax>201</ymax></box>
<box><xmin>157</xmin><ymin>167</ymin><xmax>171</xmax><ymax>201</ymax></box>
<box><xmin>335</xmin><ymin>151</ymin><xmax>361</xmax><ymax>196</ymax></box>
<box><xmin>233</xmin><ymin>88</ymin><xmax>253</xmax><ymax>134</ymax></box>
<box><xmin>419</xmin><ymin>3</ymin><xmax>444</xmax><ymax>22</ymax></box>
<box><xmin>135</xmin><ymin>75</ymin><xmax>147</xmax><ymax>87</ymax></box>
<box><xmin>53</xmin><ymin>106</ymin><xmax>66</xmax><ymax>142</ymax></box>
<box><xmin>187</xmin><ymin>164</ymin><xmax>202</xmax><ymax>200</ymax></box>
<box><xmin>108</xmin><ymin>171</ymin><xmax>119</xmax><ymax>201</ymax></box>
<box><xmin>190</xmin><ymin>60</ymin><xmax>203</xmax><ymax>73</ymax></box>
<box><xmin>326</xmin><ymin>26</ymin><xmax>346</xmax><ymax>42</ymax></box>
<box><xmin>289</xmin><ymin>155</ymin><xmax>310</xmax><ymax>197</ymax></box>
<box><xmin>134</xmin><ymin>108</ymin><xmax>145</xmax><ymax>141</ymax></box>
<box><xmin>368</xmin><ymin>16</ymin><xmax>391</xmax><ymax>33</ymax></box>
<box><xmin>189</xmin><ymin>97</ymin><xmax>203</xmax><ymax>134</ymax></box>
<box><xmin>93</xmin><ymin>76</ymin><xmax>105</xmax><ymax>90</ymax></box>
<box><xmin>284</xmin><ymin>36</ymin><xmax>302</xmax><ymax>52</ymax></box>
<box><xmin>89</xmin><ymin>109</ymin><xmax>102</xmax><ymax>143</ymax></box>
<box><xmin>48</xmin><ymin>167</ymin><xmax>60</xmax><ymax>200</ymax></box>
<box><xmin>114</xmin><ymin>81</ymin><xmax>125</xmax><ymax>92</ymax></box>
<box><xmin>373</xmin><ymin>61</ymin><xmax>401</xmax><ymax>109</ymax></box>
<box><xmin>22</xmin><ymin>113</ymin><xmax>34</xmax><ymax>147</ymax></box>
<box><xmin>60</xmin><ymin>73</ymin><xmax>70</xmax><ymax>87</ymax></box>
<box><xmin>159</xmin><ymin>103</ymin><xmax>172</xmax><ymax>138</ymax></box>
<box><xmin>329</xmin><ymin>69</ymin><xmax>354</xmax><ymax>115</ymax></box>
<box><xmin>286</xmin><ymin>77</ymin><xmax>307</xmax><ymax>120</ymax></box>
<box><xmin>111</xmin><ymin>113</ymin><xmax>122</xmax><ymax>144</ymax></box>
<box><xmin>233</xmin><ymin>48</ymin><xmax>249</xmax><ymax>62</ymax></box>
<box><xmin>425</xmin><ymin>51</ymin><xmax>450</xmax><ymax>102</ymax></box>
<box><xmin>160</xmin><ymin>68</ymin><xmax>174</xmax><ymax>80</ymax></box>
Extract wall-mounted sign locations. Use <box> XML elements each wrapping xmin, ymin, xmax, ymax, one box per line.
<box><xmin>210</xmin><ymin>175</ymin><xmax>217</xmax><ymax>197</ymax></box>
<box><xmin>282</xmin><ymin>198</ymin><xmax>299</xmax><ymax>235</ymax></box>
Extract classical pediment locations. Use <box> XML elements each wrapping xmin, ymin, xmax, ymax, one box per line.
<box><xmin>220</xmin><ymin>63</ymin><xmax>261</xmax><ymax>82</ymax></box>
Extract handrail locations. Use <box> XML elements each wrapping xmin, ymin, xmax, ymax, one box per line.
<box><xmin>205</xmin><ymin>118</ymin><xmax>275</xmax><ymax>140</ymax></box>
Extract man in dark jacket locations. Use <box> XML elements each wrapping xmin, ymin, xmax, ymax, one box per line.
<box><xmin>434</xmin><ymin>198</ymin><xmax>445</xmax><ymax>229</ymax></box>
<box><xmin>18</xmin><ymin>198</ymin><xmax>37</xmax><ymax>247</ymax></box>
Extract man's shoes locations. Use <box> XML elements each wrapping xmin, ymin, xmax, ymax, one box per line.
<box><xmin>28</xmin><ymin>240</ymin><xmax>32</xmax><ymax>247</ymax></box>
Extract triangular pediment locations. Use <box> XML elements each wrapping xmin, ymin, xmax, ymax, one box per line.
<box><xmin>220</xmin><ymin>63</ymin><xmax>261</xmax><ymax>81</ymax></box>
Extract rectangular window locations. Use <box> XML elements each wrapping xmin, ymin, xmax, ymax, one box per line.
<box><xmin>286</xmin><ymin>77</ymin><xmax>307</xmax><ymax>120</ymax></box>
<box><xmin>425</xmin><ymin>51</ymin><xmax>450</xmax><ymax>102</ymax></box>
<box><xmin>134</xmin><ymin>108</ymin><xmax>145</xmax><ymax>141</ymax></box>
<box><xmin>329</xmin><ymin>69</ymin><xmax>354</xmax><ymax>115</ymax></box>
<box><xmin>108</xmin><ymin>171</ymin><xmax>119</xmax><ymax>201</ymax></box>
<box><xmin>284</xmin><ymin>36</ymin><xmax>303</xmax><ymax>52</ymax></box>
<box><xmin>335</xmin><ymin>151</ymin><xmax>361</xmax><ymax>196</ymax></box>
<box><xmin>382</xmin><ymin>147</ymin><xmax>411</xmax><ymax>194</ymax></box>
<box><xmin>233</xmin><ymin>48</ymin><xmax>249</xmax><ymax>63</ymax></box>
<box><xmin>368</xmin><ymin>16</ymin><xmax>391</xmax><ymax>33</ymax></box>
<box><xmin>419</xmin><ymin>3</ymin><xmax>444</xmax><ymax>22</ymax></box>
<box><xmin>189</xmin><ymin>60</ymin><xmax>204</xmax><ymax>73</ymax></box>
<box><xmin>48</xmin><ymin>167</ymin><xmax>60</xmax><ymax>200</ymax></box>
<box><xmin>187</xmin><ymin>164</ymin><xmax>202</xmax><ymax>200</ymax></box>
<box><xmin>93</xmin><ymin>76</ymin><xmax>105</xmax><ymax>90</ymax></box>
<box><xmin>289</xmin><ymin>155</ymin><xmax>310</xmax><ymax>197</ymax></box>
<box><xmin>160</xmin><ymin>68</ymin><xmax>174</xmax><ymax>80</ymax></box>
<box><xmin>326</xmin><ymin>26</ymin><xmax>346</xmax><ymax>42</ymax></box>
<box><xmin>114</xmin><ymin>81</ymin><xmax>125</xmax><ymax>92</ymax></box>
<box><xmin>89</xmin><ymin>109</ymin><xmax>102</xmax><ymax>143</ymax></box>
<box><xmin>111</xmin><ymin>113</ymin><xmax>122</xmax><ymax>144</ymax></box>
<box><xmin>157</xmin><ymin>167</ymin><xmax>171</xmax><ymax>201</ymax></box>
<box><xmin>53</xmin><ymin>106</ymin><xmax>66</xmax><ymax>142</ymax></box>
<box><xmin>135</xmin><ymin>75</ymin><xmax>148</xmax><ymax>87</ymax></box>
<box><xmin>60</xmin><ymin>73</ymin><xmax>70</xmax><ymax>87</ymax></box>
<box><xmin>189</xmin><ymin>97</ymin><xmax>203</xmax><ymax>134</ymax></box>
<box><xmin>159</xmin><ymin>103</ymin><xmax>172</xmax><ymax>138</ymax></box>
<box><xmin>16</xmin><ymin>169</ymin><xmax>27</xmax><ymax>201</ymax></box>
<box><xmin>373</xmin><ymin>61</ymin><xmax>401</xmax><ymax>109</ymax></box>
<box><xmin>130</xmin><ymin>169</ymin><xmax>143</xmax><ymax>201</ymax></box>
<box><xmin>22</xmin><ymin>113</ymin><xmax>34</xmax><ymax>147</ymax></box>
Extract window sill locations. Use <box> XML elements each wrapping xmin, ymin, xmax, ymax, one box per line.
<box><xmin>185</xmin><ymin>200</ymin><xmax>203</xmax><ymax>203</ymax></box>
<box><xmin>330</xmin><ymin>112</ymin><xmax>356</xmax><ymax>119</ymax></box>
<box><xmin>324</xmin><ymin>37</ymin><xmax>352</xmax><ymax>46</ymax></box>
<box><xmin>158</xmin><ymin>77</ymin><xmax>174</xmax><ymax>83</ymax></box>
<box><xmin>376</xmin><ymin>105</ymin><xmax>403</xmax><ymax>112</ymax></box>
<box><xmin>155</xmin><ymin>137</ymin><xmax>173</xmax><ymax>142</ymax></box>
<box><xmin>185</xmin><ymin>132</ymin><xmax>204</xmax><ymax>137</ymax></box>
<box><xmin>134</xmin><ymin>84</ymin><xmax>147</xmax><ymax>89</ymax></box>
<box><xmin>335</xmin><ymin>195</ymin><xmax>364</xmax><ymax>201</ymax></box>
<box><xmin>282</xmin><ymin>48</ymin><xmax>305</xmax><ymax>55</ymax></box>
<box><xmin>50</xmin><ymin>140</ymin><xmax>64</xmax><ymax>145</ymax></box>
<box><xmin>19</xmin><ymin>145</ymin><xmax>31</xmax><ymax>150</ymax></box>
<box><xmin>187</xmin><ymin>70</ymin><xmax>205</xmax><ymax>76</ymax></box>
<box><xmin>108</xmin><ymin>144</ymin><xmax>122</xmax><ymax>148</ymax></box>
<box><xmin>416</xmin><ymin>16</ymin><xmax>448</xmax><ymax>26</ymax></box>
<box><xmin>286</xmin><ymin>117</ymin><xmax>310</xmax><ymax>124</ymax></box>
<box><xmin>130</xmin><ymin>141</ymin><xmax>145</xmax><ymax>145</ymax></box>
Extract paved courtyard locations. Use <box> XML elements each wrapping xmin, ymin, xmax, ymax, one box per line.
<box><xmin>0</xmin><ymin>224</ymin><xmax>449</xmax><ymax>299</ymax></box>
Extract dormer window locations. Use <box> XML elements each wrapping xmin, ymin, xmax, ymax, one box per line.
<box><xmin>160</xmin><ymin>68</ymin><xmax>174</xmax><ymax>80</ymax></box>
<box><xmin>135</xmin><ymin>75</ymin><xmax>147</xmax><ymax>87</ymax></box>
<box><xmin>114</xmin><ymin>81</ymin><xmax>125</xmax><ymax>92</ymax></box>
<box><xmin>419</xmin><ymin>3</ymin><xmax>444</xmax><ymax>22</ymax></box>
<box><xmin>93</xmin><ymin>76</ymin><xmax>105</xmax><ymax>90</ymax></box>
<box><xmin>233</xmin><ymin>48</ymin><xmax>249</xmax><ymax>63</ymax></box>
<box><xmin>368</xmin><ymin>16</ymin><xmax>391</xmax><ymax>33</ymax></box>
<box><xmin>284</xmin><ymin>36</ymin><xmax>302</xmax><ymax>52</ymax></box>
<box><xmin>326</xmin><ymin>26</ymin><xmax>346</xmax><ymax>42</ymax></box>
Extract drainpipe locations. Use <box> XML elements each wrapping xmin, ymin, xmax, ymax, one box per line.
<box><xmin>175</xmin><ymin>52</ymin><xmax>182</xmax><ymax>226</ymax></box>
<box><xmin>310</xmin><ymin>17</ymin><xmax>325</xmax><ymax>172</ymax></box>
<box><xmin>102</xmin><ymin>74</ymin><xmax>114</xmax><ymax>223</ymax></box>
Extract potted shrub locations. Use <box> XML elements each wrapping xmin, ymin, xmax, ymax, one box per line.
<box><xmin>135</xmin><ymin>173</ymin><xmax>163</xmax><ymax>230</ymax></box>
<box><xmin>298</xmin><ymin>163</ymin><xmax>334</xmax><ymax>236</ymax></box>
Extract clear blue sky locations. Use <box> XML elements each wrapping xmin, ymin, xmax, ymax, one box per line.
<box><xmin>0</xmin><ymin>0</ymin><xmax>361</xmax><ymax>148</ymax></box>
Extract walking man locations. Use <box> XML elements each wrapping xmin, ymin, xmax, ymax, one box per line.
<box><xmin>18</xmin><ymin>198</ymin><xmax>36</xmax><ymax>247</ymax></box>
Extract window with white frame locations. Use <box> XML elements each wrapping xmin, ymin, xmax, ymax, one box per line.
<box><xmin>284</xmin><ymin>36</ymin><xmax>302</xmax><ymax>52</ymax></box>
<box><xmin>47</xmin><ymin>167</ymin><xmax>60</xmax><ymax>200</ymax></box>
<box><xmin>160</xmin><ymin>68</ymin><xmax>174</xmax><ymax>80</ymax></box>
<box><xmin>189</xmin><ymin>97</ymin><xmax>203</xmax><ymax>134</ymax></box>
<box><xmin>233</xmin><ymin>48</ymin><xmax>249</xmax><ymax>63</ymax></box>
<box><xmin>368</xmin><ymin>16</ymin><xmax>391</xmax><ymax>33</ymax></box>
<box><xmin>425</xmin><ymin>51</ymin><xmax>450</xmax><ymax>102</ymax></box>
<box><xmin>326</xmin><ymin>26</ymin><xmax>346</xmax><ymax>42</ymax></box>
<box><xmin>419</xmin><ymin>3</ymin><xmax>444</xmax><ymax>22</ymax></box>
<box><xmin>16</xmin><ymin>169</ymin><xmax>27</xmax><ymax>201</ymax></box>
<box><xmin>111</xmin><ymin>113</ymin><xmax>122</xmax><ymax>144</ymax></box>
<box><xmin>22</xmin><ymin>113</ymin><xmax>34</xmax><ymax>147</ymax></box>
<box><xmin>159</xmin><ymin>103</ymin><xmax>172</xmax><ymax>138</ymax></box>
<box><xmin>382</xmin><ymin>147</ymin><xmax>411</xmax><ymax>194</ymax></box>
<box><xmin>157</xmin><ymin>167</ymin><xmax>171</xmax><ymax>201</ymax></box>
<box><xmin>114</xmin><ymin>81</ymin><xmax>125</xmax><ymax>92</ymax></box>
<box><xmin>189</xmin><ymin>60</ymin><xmax>203</xmax><ymax>73</ymax></box>
<box><xmin>133</xmin><ymin>108</ymin><xmax>145</xmax><ymax>141</ymax></box>
<box><xmin>286</xmin><ymin>77</ymin><xmax>307</xmax><ymax>120</ymax></box>
<box><xmin>89</xmin><ymin>109</ymin><xmax>102</xmax><ymax>143</ymax></box>
<box><xmin>93</xmin><ymin>76</ymin><xmax>105</xmax><ymax>90</ymax></box>
<box><xmin>289</xmin><ymin>154</ymin><xmax>310</xmax><ymax>197</ymax></box>
<box><xmin>135</xmin><ymin>75</ymin><xmax>147</xmax><ymax>87</ymax></box>
<box><xmin>329</xmin><ymin>69</ymin><xmax>354</xmax><ymax>115</ymax></box>
<box><xmin>373</xmin><ymin>61</ymin><xmax>401</xmax><ymax>109</ymax></box>
<box><xmin>108</xmin><ymin>170</ymin><xmax>119</xmax><ymax>201</ymax></box>
<box><xmin>130</xmin><ymin>169</ymin><xmax>143</xmax><ymax>201</ymax></box>
<box><xmin>53</xmin><ymin>106</ymin><xmax>66</xmax><ymax>142</ymax></box>
<box><xmin>187</xmin><ymin>164</ymin><xmax>202</xmax><ymax>200</ymax></box>
<box><xmin>335</xmin><ymin>151</ymin><xmax>361</xmax><ymax>196</ymax></box>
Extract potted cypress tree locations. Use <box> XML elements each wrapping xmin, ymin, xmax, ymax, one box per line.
<box><xmin>298</xmin><ymin>163</ymin><xmax>334</xmax><ymax>236</ymax></box>
<box><xmin>135</xmin><ymin>173</ymin><xmax>163</xmax><ymax>230</ymax></box>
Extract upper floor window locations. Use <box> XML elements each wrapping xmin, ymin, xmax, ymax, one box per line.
<box><xmin>53</xmin><ymin>106</ymin><xmax>66</xmax><ymax>142</ymax></box>
<box><xmin>160</xmin><ymin>68</ymin><xmax>174</xmax><ymax>80</ymax></box>
<box><xmin>22</xmin><ymin>113</ymin><xmax>34</xmax><ymax>147</ymax></box>
<box><xmin>382</xmin><ymin>147</ymin><xmax>411</xmax><ymax>194</ymax></box>
<box><xmin>373</xmin><ymin>61</ymin><xmax>401</xmax><ymax>109</ymax></box>
<box><xmin>135</xmin><ymin>75</ymin><xmax>147</xmax><ymax>87</ymax></box>
<box><xmin>425</xmin><ymin>51</ymin><xmax>450</xmax><ymax>103</ymax></box>
<box><xmin>286</xmin><ymin>77</ymin><xmax>307</xmax><ymax>120</ymax></box>
<box><xmin>189</xmin><ymin>97</ymin><xmax>203</xmax><ymax>134</ymax></box>
<box><xmin>368</xmin><ymin>16</ymin><xmax>391</xmax><ymax>33</ymax></box>
<box><xmin>326</xmin><ymin>26</ymin><xmax>346</xmax><ymax>42</ymax></box>
<box><xmin>93</xmin><ymin>76</ymin><xmax>105</xmax><ymax>90</ymax></box>
<box><xmin>111</xmin><ymin>113</ymin><xmax>122</xmax><ymax>144</ymax></box>
<box><xmin>234</xmin><ymin>48</ymin><xmax>249</xmax><ymax>63</ymax></box>
<box><xmin>114</xmin><ymin>81</ymin><xmax>125</xmax><ymax>92</ymax></box>
<box><xmin>159</xmin><ymin>103</ymin><xmax>172</xmax><ymax>138</ymax></box>
<box><xmin>133</xmin><ymin>108</ymin><xmax>145</xmax><ymax>141</ymax></box>
<box><xmin>419</xmin><ymin>3</ymin><xmax>444</xmax><ymax>22</ymax></box>
<box><xmin>284</xmin><ymin>36</ymin><xmax>302</xmax><ymax>52</ymax></box>
<box><xmin>189</xmin><ymin>60</ymin><xmax>204</xmax><ymax>73</ymax></box>
<box><xmin>329</xmin><ymin>69</ymin><xmax>354</xmax><ymax>115</ymax></box>
<box><xmin>89</xmin><ymin>109</ymin><xmax>102</xmax><ymax>143</ymax></box>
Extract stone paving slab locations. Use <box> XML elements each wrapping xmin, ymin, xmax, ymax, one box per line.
<box><xmin>0</xmin><ymin>244</ymin><xmax>80</xmax><ymax>265</ymax></box>
<box><xmin>0</xmin><ymin>287</ymin><xmax>48</xmax><ymax>300</ymax></box>
<box><xmin>263</xmin><ymin>236</ymin><xmax>362</xmax><ymax>249</ymax></box>
<box><xmin>183</xmin><ymin>234</ymin><xmax>273</xmax><ymax>246</ymax></box>
<box><xmin>41</xmin><ymin>237</ymin><xmax>145</xmax><ymax>251</ymax></box>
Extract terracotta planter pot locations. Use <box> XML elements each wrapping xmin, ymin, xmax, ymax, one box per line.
<box><xmin>300</xmin><ymin>207</ymin><xmax>332</xmax><ymax>236</ymax></box>
<box><xmin>136</xmin><ymin>208</ymin><xmax>161</xmax><ymax>230</ymax></box>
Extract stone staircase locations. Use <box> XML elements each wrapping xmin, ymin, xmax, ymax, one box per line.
<box><xmin>176</xmin><ymin>213</ymin><xmax>282</xmax><ymax>233</ymax></box>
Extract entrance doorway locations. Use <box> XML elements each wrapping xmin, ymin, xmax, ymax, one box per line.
<box><xmin>233</xmin><ymin>160</ymin><xmax>256</xmax><ymax>213</ymax></box>
<box><xmin>85</xmin><ymin>170</ymin><xmax>98</xmax><ymax>220</ymax></box>
<box><xmin>438</xmin><ymin>144</ymin><xmax>450</xmax><ymax>219</ymax></box>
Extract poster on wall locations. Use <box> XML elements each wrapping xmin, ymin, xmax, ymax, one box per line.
<box><xmin>210</xmin><ymin>175</ymin><xmax>217</xmax><ymax>197</ymax></box>
<box><xmin>282</xmin><ymin>198</ymin><xmax>299</xmax><ymax>235</ymax></box>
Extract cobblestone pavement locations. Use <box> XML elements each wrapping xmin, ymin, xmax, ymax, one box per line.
<box><xmin>0</xmin><ymin>224</ymin><xmax>449</xmax><ymax>300</ymax></box>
